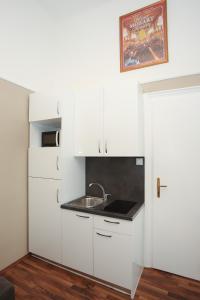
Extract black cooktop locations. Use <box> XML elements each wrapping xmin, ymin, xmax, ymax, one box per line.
<box><xmin>103</xmin><ymin>200</ymin><xmax>137</xmax><ymax>214</ymax></box>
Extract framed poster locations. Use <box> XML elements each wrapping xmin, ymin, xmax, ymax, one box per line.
<box><xmin>120</xmin><ymin>0</ymin><xmax>168</xmax><ymax>72</ymax></box>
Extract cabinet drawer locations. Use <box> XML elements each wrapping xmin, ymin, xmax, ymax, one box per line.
<box><xmin>94</xmin><ymin>215</ymin><xmax>133</xmax><ymax>235</ymax></box>
<box><xmin>29</xmin><ymin>147</ymin><xmax>62</xmax><ymax>179</ymax></box>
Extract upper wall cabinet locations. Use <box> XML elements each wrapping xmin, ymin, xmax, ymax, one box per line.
<box><xmin>103</xmin><ymin>83</ymin><xmax>143</xmax><ymax>156</ymax></box>
<box><xmin>74</xmin><ymin>88</ymin><xmax>103</xmax><ymax>156</ymax></box>
<box><xmin>29</xmin><ymin>92</ymin><xmax>61</xmax><ymax>121</ymax></box>
<box><xmin>74</xmin><ymin>82</ymin><xmax>144</xmax><ymax>157</ymax></box>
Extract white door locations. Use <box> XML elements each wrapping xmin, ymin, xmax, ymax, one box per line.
<box><xmin>62</xmin><ymin>210</ymin><xmax>93</xmax><ymax>275</ymax></box>
<box><xmin>104</xmin><ymin>84</ymin><xmax>141</xmax><ymax>156</ymax></box>
<box><xmin>148</xmin><ymin>87</ymin><xmax>200</xmax><ymax>280</ymax></box>
<box><xmin>29</xmin><ymin>177</ymin><xmax>62</xmax><ymax>263</ymax></box>
<box><xmin>29</xmin><ymin>93</ymin><xmax>61</xmax><ymax>121</ymax></box>
<box><xmin>74</xmin><ymin>89</ymin><xmax>103</xmax><ymax>156</ymax></box>
<box><xmin>29</xmin><ymin>147</ymin><xmax>62</xmax><ymax>179</ymax></box>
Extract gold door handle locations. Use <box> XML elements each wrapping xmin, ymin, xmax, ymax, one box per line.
<box><xmin>157</xmin><ymin>177</ymin><xmax>167</xmax><ymax>198</ymax></box>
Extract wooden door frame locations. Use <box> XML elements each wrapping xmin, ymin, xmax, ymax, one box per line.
<box><xmin>143</xmin><ymin>86</ymin><xmax>200</xmax><ymax>268</ymax></box>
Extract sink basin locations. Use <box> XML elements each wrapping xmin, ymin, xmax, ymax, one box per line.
<box><xmin>69</xmin><ymin>196</ymin><xmax>104</xmax><ymax>208</ymax></box>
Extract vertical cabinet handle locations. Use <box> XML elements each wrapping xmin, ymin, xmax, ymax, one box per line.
<box><xmin>56</xmin><ymin>156</ymin><xmax>60</xmax><ymax>171</ymax></box>
<box><xmin>98</xmin><ymin>141</ymin><xmax>101</xmax><ymax>154</ymax></box>
<box><xmin>57</xmin><ymin>101</ymin><xmax>60</xmax><ymax>116</ymax></box>
<box><xmin>57</xmin><ymin>189</ymin><xmax>60</xmax><ymax>203</ymax></box>
<box><xmin>105</xmin><ymin>140</ymin><xmax>108</xmax><ymax>154</ymax></box>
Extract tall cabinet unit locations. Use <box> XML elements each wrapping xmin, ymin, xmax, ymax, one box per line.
<box><xmin>28</xmin><ymin>92</ymin><xmax>85</xmax><ymax>263</ymax></box>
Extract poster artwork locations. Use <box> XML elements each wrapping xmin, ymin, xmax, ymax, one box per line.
<box><xmin>120</xmin><ymin>0</ymin><xmax>168</xmax><ymax>72</ymax></box>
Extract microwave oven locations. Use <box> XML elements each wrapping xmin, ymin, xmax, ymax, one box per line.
<box><xmin>42</xmin><ymin>131</ymin><xmax>60</xmax><ymax>147</ymax></box>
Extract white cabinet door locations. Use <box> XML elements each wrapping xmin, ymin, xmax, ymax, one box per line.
<box><xmin>62</xmin><ymin>210</ymin><xmax>93</xmax><ymax>275</ymax></box>
<box><xmin>74</xmin><ymin>83</ymin><xmax>143</xmax><ymax>157</ymax></box>
<box><xmin>29</xmin><ymin>147</ymin><xmax>62</xmax><ymax>179</ymax></box>
<box><xmin>74</xmin><ymin>89</ymin><xmax>103</xmax><ymax>156</ymax></box>
<box><xmin>104</xmin><ymin>84</ymin><xmax>140</xmax><ymax>156</ymax></box>
<box><xmin>29</xmin><ymin>93</ymin><xmax>61</xmax><ymax>121</ymax></box>
<box><xmin>94</xmin><ymin>229</ymin><xmax>133</xmax><ymax>289</ymax></box>
<box><xmin>29</xmin><ymin>177</ymin><xmax>62</xmax><ymax>263</ymax></box>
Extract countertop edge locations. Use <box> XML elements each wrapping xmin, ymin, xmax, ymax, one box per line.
<box><xmin>61</xmin><ymin>200</ymin><xmax>144</xmax><ymax>221</ymax></box>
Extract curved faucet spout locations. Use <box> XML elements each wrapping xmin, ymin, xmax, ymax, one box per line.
<box><xmin>89</xmin><ymin>182</ymin><xmax>111</xmax><ymax>202</ymax></box>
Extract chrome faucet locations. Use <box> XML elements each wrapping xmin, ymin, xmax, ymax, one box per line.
<box><xmin>89</xmin><ymin>182</ymin><xmax>111</xmax><ymax>202</ymax></box>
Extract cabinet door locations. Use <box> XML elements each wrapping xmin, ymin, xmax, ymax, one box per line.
<box><xmin>74</xmin><ymin>89</ymin><xmax>103</xmax><ymax>156</ymax></box>
<box><xmin>29</xmin><ymin>93</ymin><xmax>61</xmax><ymax>121</ymax></box>
<box><xmin>94</xmin><ymin>229</ymin><xmax>133</xmax><ymax>289</ymax></box>
<box><xmin>104</xmin><ymin>84</ymin><xmax>141</xmax><ymax>156</ymax></box>
<box><xmin>29</xmin><ymin>178</ymin><xmax>62</xmax><ymax>263</ymax></box>
<box><xmin>29</xmin><ymin>147</ymin><xmax>62</xmax><ymax>179</ymax></box>
<box><xmin>62</xmin><ymin>210</ymin><xmax>93</xmax><ymax>275</ymax></box>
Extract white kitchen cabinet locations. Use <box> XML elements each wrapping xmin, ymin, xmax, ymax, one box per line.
<box><xmin>29</xmin><ymin>147</ymin><xmax>62</xmax><ymax>179</ymax></box>
<box><xmin>74</xmin><ymin>89</ymin><xmax>103</xmax><ymax>156</ymax></box>
<box><xmin>93</xmin><ymin>208</ymin><xmax>144</xmax><ymax>295</ymax></box>
<box><xmin>60</xmin><ymin>207</ymin><xmax>144</xmax><ymax>297</ymax></box>
<box><xmin>74</xmin><ymin>82</ymin><xmax>143</xmax><ymax>156</ymax></box>
<box><xmin>62</xmin><ymin>210</ymin><xmax>93</xmax><ymax>275</ymax></box>
<box><xmin>28</xmin><ymin>92</ymin><xmax>85</xmax><ymax>269</ymax></box>
<box><xmin>29</xmin><ymin>92</ymin><xmax>61</xmax><ymax>121</ymax></box>
<box><xmin>94</xmin><ymin>229</ymin><xmax>133</xmax><ymax>289</ymax></box>
<box><xmin>103</xmin><ymin>84</ymin><xmax>143</xmax><ymax>156</ymax></box>
<box><xmin>29</xmin><ymin>177</ymin><xmax>62</xmax><ymax>263</ymax></box>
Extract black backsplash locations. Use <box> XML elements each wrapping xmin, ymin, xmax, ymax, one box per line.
<box><xmin>86</xmin><ymin>157</ymin><xmax>144</xmax><ymax>203</ymax></box>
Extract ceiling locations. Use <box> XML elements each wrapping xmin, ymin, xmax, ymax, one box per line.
<box><xmin>36</xmin><ymin>0</ymin><xmax>110</xmax><ymax>20</ymax></box>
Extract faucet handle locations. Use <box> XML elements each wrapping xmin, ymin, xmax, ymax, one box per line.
<box><xmin>104</xmin><ymin>193</ymin><xmax>111</xmax><ymax>201</ymax></box>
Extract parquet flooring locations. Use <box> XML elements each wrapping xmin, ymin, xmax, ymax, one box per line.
<box><xmin>1</xmin><ymin>255</ymin><xmax>200</xmax><ymax>300</ymax></box>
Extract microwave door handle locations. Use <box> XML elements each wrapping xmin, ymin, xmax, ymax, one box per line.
<box><xmin>56</xmin><ymin>130</ymin><xmax>59</xmax><ymax>147</ymax></box>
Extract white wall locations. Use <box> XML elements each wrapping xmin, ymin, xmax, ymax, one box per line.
<box><xmin>54</xmin><ymin>0</ymin><xmax>200</xmax><ymax>91</ymax></box>
<box><xmin>0</xmin><ymin>0</ymin><xmax>57</xmax><ymax>91</ymax></box>
<box><xmin>1</xmin><ymin>0</ymin><xmax>199</xmax><ymax>92</ymax></box>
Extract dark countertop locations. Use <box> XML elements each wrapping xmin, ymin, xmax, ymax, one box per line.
<box><xmin>61</xmin><ymin>197</ymin><xmax>144</xmax><ymax>221</ymax></box>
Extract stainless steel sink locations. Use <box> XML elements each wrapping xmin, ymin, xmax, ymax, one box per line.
<box><xmin>69</xmin><ymin>196</ymin><xmax>104</xmax><ymax>208</ymax></box>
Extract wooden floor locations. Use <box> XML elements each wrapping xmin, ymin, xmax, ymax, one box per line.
<box><xmin>1</xmin><ymin>255</ymin><xmax>200</xmax><ymax>300</ymax></box>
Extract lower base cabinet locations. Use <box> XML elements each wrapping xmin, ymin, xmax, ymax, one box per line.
<box><xmin>62</xmin><ymin>210</ymin><xmax>93</xmax><ymax>275</ymax></box>
<box><xmin>62</xmin><ymin>207</ymin><xmax>144</xmax><ymax>295</ymax></box>
<box><xmin>93</xmin><ymin>229</ymin><xmax>133</xmax><ymax>289</ymax></box>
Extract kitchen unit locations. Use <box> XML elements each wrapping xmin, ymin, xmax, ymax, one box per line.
<box><xmin>61</xmin><ymin>156</ymin><xmax>144</xmax><ymax>297</ymax></box>
<box><xmin>28</xmin><ymin>92</ymin><xmax>85</xmax><ymax>263</ymax></box>
<box><xmin>28</xmin><ymin>89</ymin><xmax>144</xmax><ymax>298</ymax></box>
